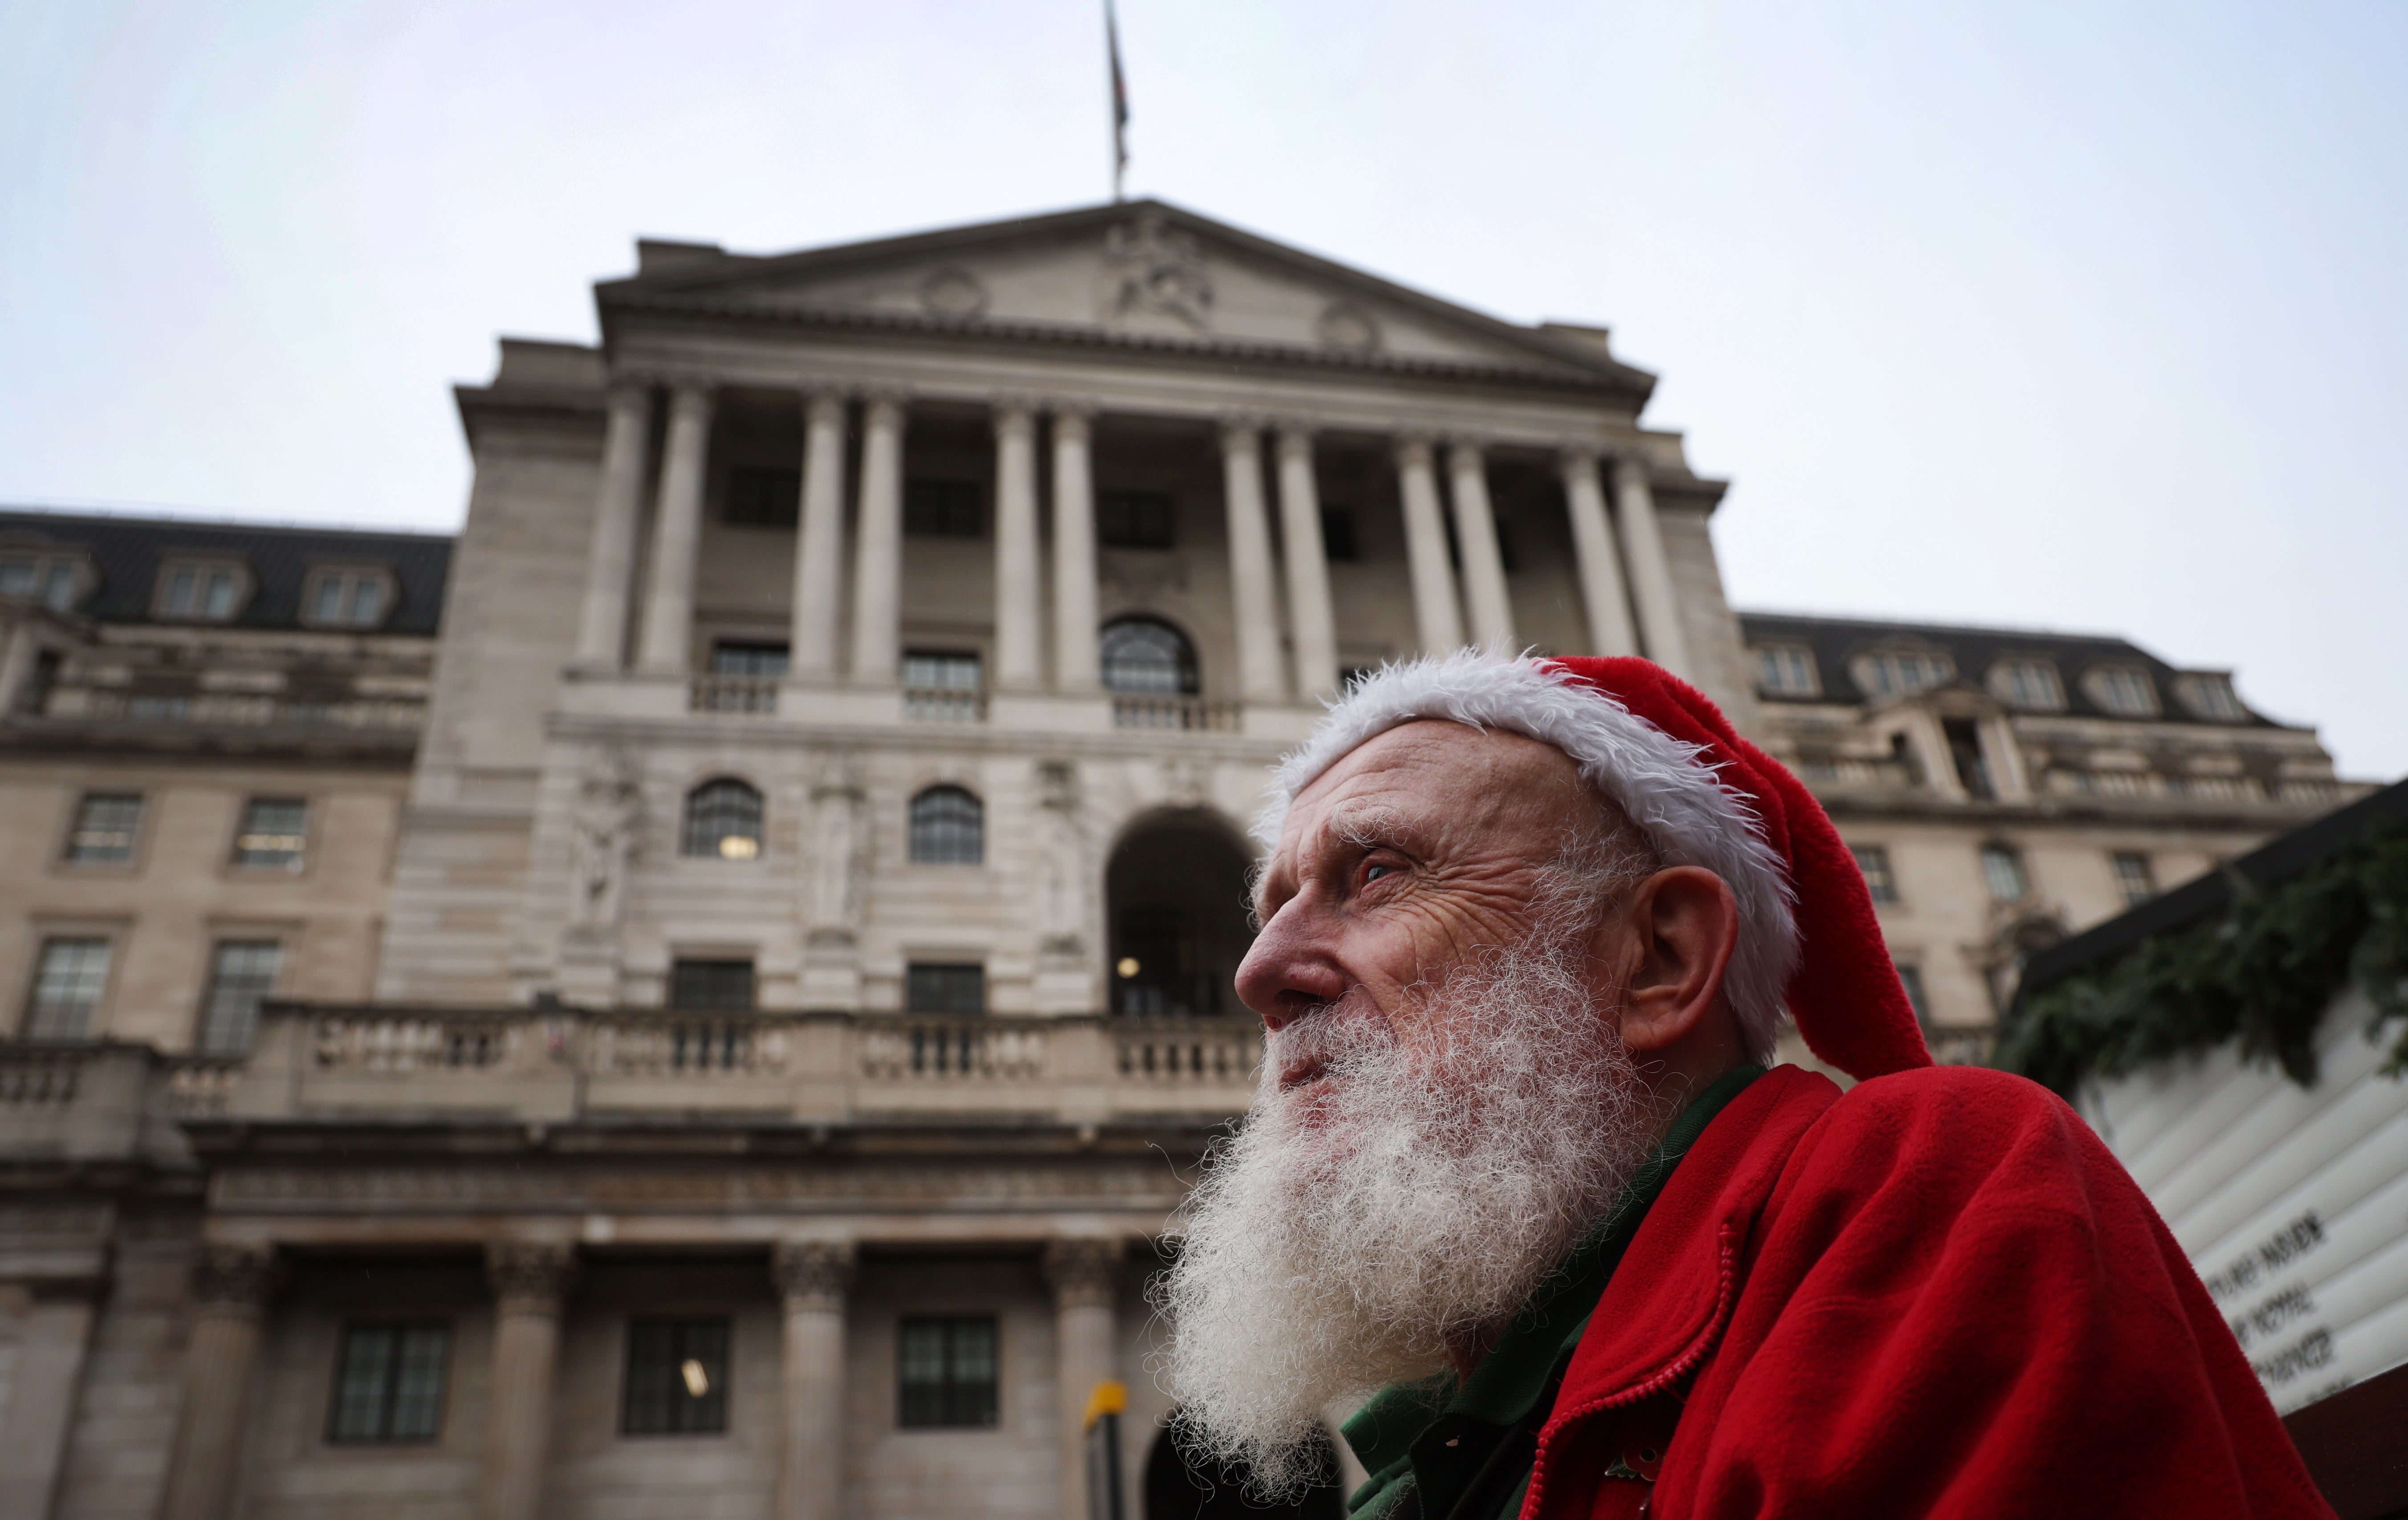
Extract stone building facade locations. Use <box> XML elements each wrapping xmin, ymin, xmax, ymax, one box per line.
<box><xmin>0</xmin><ymin>200</ymin><xmax>2366</xmax><ymax>1520</ymax></box>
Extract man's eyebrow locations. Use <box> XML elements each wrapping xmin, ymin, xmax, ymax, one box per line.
<box><xmin>1322</xmin><ymin>800</ymin><xmax>1425</xmax><ymax>852</ymax></box>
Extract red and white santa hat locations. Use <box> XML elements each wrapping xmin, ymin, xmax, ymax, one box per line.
<box><xmin>1255</xmin><ymin>649</ymin><xmax>1932</xmax><ymax>1081</ymax></box>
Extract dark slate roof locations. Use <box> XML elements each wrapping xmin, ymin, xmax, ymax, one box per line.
<box><xmin>0</xmin><ymin>509</ymin><xmax>452</xmax><ymax>635</ymax></box>
<box><xmin>2012</xmin><ymin>776</ymin><xmax>2408</xmax><ymax>1010</ymax></box>
<box><xmin>1736</xmin><ymin>611</ymin><xmax>2276</xmax><ymax>727</ymax></box>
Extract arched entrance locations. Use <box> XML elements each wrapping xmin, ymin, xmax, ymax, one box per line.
<box><xmin>1143</xmin><ymin>1422</ymin><xmax>1344</xmax><ymax>1520</ymax></box>
<box><xmin>1106</xmin><ymin>810</ymin><xmax>1254</xmax><ymax>1016</ymax></box>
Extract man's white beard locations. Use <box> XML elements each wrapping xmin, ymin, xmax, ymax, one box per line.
<box><xmin>1155</xmin><ymin>915</ymin><xmax>1667</xmax><ymax>1497</ymax></box>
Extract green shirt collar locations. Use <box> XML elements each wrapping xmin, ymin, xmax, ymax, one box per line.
<box><xmin>1341</xmin><ymin>1063</ymin><xmax>1765</xmax><ymax>1517</ymax></box>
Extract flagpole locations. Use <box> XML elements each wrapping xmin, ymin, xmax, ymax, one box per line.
<box><xmin>1106</xmin><ymin>0</ymin><xmax>1128</xmax><ymax>202</ymax></box>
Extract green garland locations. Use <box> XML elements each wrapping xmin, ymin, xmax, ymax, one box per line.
<box><xmin>1998</xmin><ymin>827</ymin><xmax>2408</xmax><ymax>1097</ymax></box>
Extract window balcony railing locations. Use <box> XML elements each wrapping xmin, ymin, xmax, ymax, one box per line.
<box><xmin>48</xmin><ymin>688</ymin><xmax>426</xmax><ymax>730</ymax></box>
<box><xmin>1110</xmin><ymin>696</ymin><xmax>1240</xmax><ymax>732</ymax></box>
<box><xmin>689</xmin><ymin>675</ymin><xmax>780</xmax><ymax>714</ymax></box>
<box><xmin>903</xmin><ymin>687</ymin><xmax>987</xmax><ymax>723</ymax></box>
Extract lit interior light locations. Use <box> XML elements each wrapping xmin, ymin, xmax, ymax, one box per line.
<box><xmin>680</xmin><ymin>1357</ymin><xmax>710</xmax><ymax>1398</ymax></box>
<box><xmin>719</xmin><ymin>835</ymin><xmax>759</xmax><ymax>860</ymax></box>
<box><xmin>1116</xmin><ymin>957</ymin><xmax>1140</xmax><ymax>979</ymax></box>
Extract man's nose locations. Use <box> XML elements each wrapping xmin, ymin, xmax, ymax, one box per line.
<box><xmin>1235</xmin><ymin>898</ymin><xmax>1348</xmax><ymax>1029</ymax></box>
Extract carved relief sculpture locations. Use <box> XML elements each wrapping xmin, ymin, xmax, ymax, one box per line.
<box><xmin>1102</xmin><ymin>213</ymin><xmax>1213</xmax><ymax>329</ymax></box>
<box><xmin>1037</xmin><ymin>760</ymin><xmax>1088</xmax><ymax>956</ymax></box>
<box><xmin>771</xmin><ymin>1240</ymin><xmax>858</xmax><ymax>1312</ymax></box>
<box><xmin>808</xmin><ymin>753</ymin><xmax>870</xmax><ymax>945</ymax></box>
<box><xmin>569</xmin><ymin>746</ymin><xmax>643</xmax><ymax>931</ymax></box>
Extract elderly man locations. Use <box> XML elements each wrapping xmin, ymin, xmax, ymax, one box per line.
<box><xmin>1160</xmin><ymin>653</ymin><xmax>2332</xmax><ymax>1520</ymax></box>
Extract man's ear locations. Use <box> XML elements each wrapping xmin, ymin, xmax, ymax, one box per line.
<box><xmin>1609</xmin><ymin>866</ymin><xmax>1741</xmax><ymax>1054</ymax></box>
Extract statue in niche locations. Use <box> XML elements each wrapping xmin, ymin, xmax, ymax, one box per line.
<box><xmin>570</xmin><ymin>747</ymin><xmax>643</xmax><ymax>930</ymax></box>
<box><xmin>808</xmin><ymin>754</ymin><xmax>870</xmax><ymax>944</ymax></box>
<box><xmin>1037</xmin><ymin>760</ymin><xmax>1087</xmax><ymax>956</ymax></box>
<box><xmin>1102</xmin><ymin>213</ymin><xmax>1213</xmax><ymax>329</ymax></box>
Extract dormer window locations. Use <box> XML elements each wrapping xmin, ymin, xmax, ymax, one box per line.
<box><xmin>2083</xmin><ymin>664</ymin><xmax>2160</xmax><ymax>718</ymax></box>
<box><xmin>0</xmin><ymin>549</ymin><xmax>88</xmax><ymax>612</ymax></box>
<box><xmin>1851</xmin><ymin>649</ymin><xmax>1954</xmax><ymax>700</ymax></box>
<box><xmin>303</xmin><ymin>566</ymin><xmax>393</xmax><ymax>629</ymax></box>
<box><xmin>2172</xmin><ymin>673</ymin><xmax>2246</xmax><ymax>723</ymax></box>
<box><xmin>155</xmin><ymin>560</ymin><xmax>248</xmax><ymax>622</ymax></box>
<box><xmin>1988</xmin><ymin>658</ymin><xmax>2065</xmax><ymax>711</ymax></box>
<box><xmin>1757</xmin><ymin>645</ymin><xmax>1820</xmax><ymax>698</ymax></box>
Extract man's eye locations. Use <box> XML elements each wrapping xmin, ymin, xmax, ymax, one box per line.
<box><xmin>1363</xmin><ymin>862</ymin><xmax>1398</xmax><ymax>884</ymax></box>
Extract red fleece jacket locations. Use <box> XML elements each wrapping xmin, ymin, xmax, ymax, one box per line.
<box><xmin>1524</xmin><ymin>1064</ymin><xmax>2335</xmax><ymax>1520</ymax></box>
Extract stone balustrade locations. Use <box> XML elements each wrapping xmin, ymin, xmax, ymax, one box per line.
<box><xmin>1110</xmin><ymin>695</ymin><xmax>1242</xmax><ymax>732</ymax></box>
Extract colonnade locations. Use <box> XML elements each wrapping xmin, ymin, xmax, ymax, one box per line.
<box><xmin>575</xmin><ymin>380</ymin><xmax>1695</xmax><ymax>697</ymax></box>
<box><xmin>146</xmin><ymin>1236</ymin><xmax>1126</xmax><ymax>1520</ymax></box>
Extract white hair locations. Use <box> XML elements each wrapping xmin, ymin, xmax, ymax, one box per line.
<box><xmin>1253</xmin><ymin>649</ymin><xmax>1797</xmax><ymax>1061</ymax></box>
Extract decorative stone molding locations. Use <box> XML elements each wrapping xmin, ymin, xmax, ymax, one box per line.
<box><xmin>191</xmin><ymin>1243</ymin><xmax>283</xmax><ymax>1311</ymax></box>
<box><xmin>919</xmin><ymin>266</ymin><xmax>990</xmax><ymax>320</ymax></box>
<box><xmin>1102</xmin><ymin>213</ymin><xmax>1213</xmax><ymax>329</ymax></box>
<box><xmin>1042</xmin><ymin>1237</ymin><xmax>1122</xmax><ymax>1309</ymax></box>
<box><xmin>771</xmin><ymin>1240</ymin><xmax>857</xmax><ymax>1311</ymax></box>
<box><xmin>484</xmin><ymin>1240</ymin><xmax>578</xmax><ymax>1313</ymax></box>
<box><xmin>1315</xmin><ymin>301</ymin><xmax>1382</xmax><ymax>353</ymax></box>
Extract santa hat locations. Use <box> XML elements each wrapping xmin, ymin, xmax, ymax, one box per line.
<box><xmin>1255</xmin><ymin>649</ymin><xmax>1931</xmax><ymax>1081</ymax></box>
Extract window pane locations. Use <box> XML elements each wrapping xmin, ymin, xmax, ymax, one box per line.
<box><xmin>328</xmin><ymin>1325</ymin><xmax>399</xmax><ymax>1442</ymax></box>
<box><xmin>1896</xmin><ymin>964</ymin><xmax>1929</xmax><ymax>1028</ymax></box>
<box><xmin>1096</xmin><ymin>490</ymin><xmax>1175</xmax><ymax>549</ymax></box>
<box><xmin>235</xmin><ymin>798</ymin><xmax>309</xmax><ymax>869</ymax></box>
<box><xmin>66</xmin><ymin>793</ymin><xmax>142</xmax><ymax>863</ymax></box>
<box><xmin>0</xmin><ymin>556</ymin><xmax>33</xmax><ymax>596</ymax></box>
<box><xmin>906</xmin><ymin>962</ymin><xmax>985</xmax><ymax>1015</ymax></box>
<box><xmin>164</xmin><ymin>567</ymin><xmax>196</xmax><ymax>614</ymax></box>
<box><xmin>1851</xmin><ymin>845</ymin><xmax>1897</xmax><ymax>905</ymax></box>
<box><xmin>2112</xmin><ymin>852</ymin><xmax>2156</xmax><ymax>907</ymax></box>
<box><xmin>901</xmin><ymin>652</ymin><xmax>982</xmax><ymax>691</ymax></box>
<box><xmin>899</xmin><ymin>1316</ymin><xmax>998</xmax><ymax>1429</ymax></box>
<box><xmin>623</xmin><ymin>1317</ymin><xmax>729</xmax><ymax>1435</ymax></box>
<box><xmin>1980</xmin><ymin>845</ymin><xmax>2028</xmax><ymax>903</ymax></box>
<box><xmin>203</xmin><ymin>571</ymin><xmax>236</xmax><ymax>620</ymax></box>
<box><xmin>313</xmin><ymin>575</ymin><xmax>347</xmax><ymax>623</ymax></box>
<box><xmin>200</xmin><ymin>941</ymin><xmax>282</xmax><ymax>1053</ymax></box>
<box><xmin>387</xmin><ymin>1325</ymin><xmax>450</xmax><ymax>1439</ymax></box>
<box><xmin>682</xmin><ymin>780</ymin><xmax>763</xmax><ymax>858</ymax></box>
<box><xmin>903</xmin><ymin>479</ymin><xmax>982</xmax><ymax>537</ymax></box>
<box><xmin>26</xmin><ymin>938</ymin><xmax>110</xmax><ymax>1040</ymax></box>
<box><xmin>711</xmin><ymin>642</ymin><xmax>790</xmax><ymax>678</ymax></box>
<box><xmin>726</xmin><ymin>467</ymin><xmax>802</xmax><ymax>527</ymax></box>
<box><xmin>907</xmin><ymin>787</ymin><xmax>983</xmax><ymax>865</ymax></box>
<box><xmin>42</xmin><ymin>561</ymin><xmax>76</xmax><ymax>610</ymax></box>
<box><xmin>1098</xmin><ymin>618</ymin><xmax>1196</xmax><ymax>695</ymax></box>
<box><xmin>669</xmin><ymin>959</ymin><xmax>754</xmax><ymax>1011</ymax></box>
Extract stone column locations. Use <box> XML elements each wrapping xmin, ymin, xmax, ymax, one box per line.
<box><xmin>849</xmin><ymin>394</ymin><xmax>908</xmax><ymax>684</ymax></box>
<box><xmin>0</xmin><ymin>1278</ymin><xmax>101</xmax><ymax>1519</ymax></box>
<box><xmin>1610</xmin><ymin>455</ymin><xmax>1691</xmax><ymax>676</ymax></box>
<box><xmin>789</xmin><ymin>390</ymin><xmax>850</xmax><ymax>679</ymax></box>
<box><xmin>1050</xmin><ymin>407</ymin><xmax>1101</xmax><ymax>692</ymax></box>
<box><xmin>573</xmin><ymin>381</ymin><xmax>652</xmax><ymax>669</ymax></box>
<box><xmin>480</xmin><ymin>1241</ymin><xmax>578</xmax><ymax>1520</ymax></box>
<box><xmin>1393</xmin><ymin>435</ymin><xmax>1464</xmax><ymax>654</ymax></box>
<box><xmin>1274</xmin><ymin>425</ymin><xmax>1339</xmax><ymax>698</ymax></box>
<box><xmin>992</xmin><ymin>402</ymin><xmax>1044</xmax><ymax>689</ymax></box>
<box><xmin>1446</xmin><ymin>441</ymin><xmax>1514</xmax><ymax>647</ymax></box>
<box><xmin>1217</xmin><ymin>422</ymin><xmax>1285</xmax><ymax>702</ymax></box>
<box><xmin>635</xmin><ymin>381</ymin><xmax>716</xmax><ymax>675</ymax></box>
<box><xmin>1558</xmin><ymin>447</ymin><xmax>1640</xmax><ymax>658</ymax></box>
<box><xmin>157</xmin><ymin>1244</ymin><xmax>282</xmax><ymax>1520</ymax></box>
<box><xmin>1042</xmin><ymin>1239</ymin><xmax>1121</xmax><ymax>1520</ymax></box>
<box><xmin>772</xmin><ymin>1241</ymin><xmax>856</xmax><ymax>1520</ymax></box>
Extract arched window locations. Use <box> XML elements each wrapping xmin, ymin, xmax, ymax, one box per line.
<box><xmin>682</xmin><ymin>779</ymin><xmax>763</xmax><ymax>859</ymax></box>
<box><xmin>909</xmin><ymin>786</ymin><xmax>983</xmax><ymax>866</ymax></box>
<box><xmin>1099</xmin><ymin>617</ymin><xmax>1198</xmax><ymax>695</ymax></box>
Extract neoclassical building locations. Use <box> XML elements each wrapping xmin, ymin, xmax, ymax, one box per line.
<box><xmin>0</xmin><ymin>200</ymin><xmax>2367</xmax><ymax>1520</ymax></box>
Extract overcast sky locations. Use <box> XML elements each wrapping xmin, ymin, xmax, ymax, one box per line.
<box><xmin>3</xmin><ymin>0</ymin><xmax>2401</xmax><ymax>777</ymax></box>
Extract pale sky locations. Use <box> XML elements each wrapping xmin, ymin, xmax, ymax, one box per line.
<box><xmin>2</xmin><ymin>0</ymin><xmax>2401</xmax><ymax>778</ymax></box>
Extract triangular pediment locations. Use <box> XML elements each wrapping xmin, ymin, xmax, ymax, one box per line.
<box><xmin>598</xmin><ymin>200</ymin><xmax>1650</xmax><ymax>388</ymax></box>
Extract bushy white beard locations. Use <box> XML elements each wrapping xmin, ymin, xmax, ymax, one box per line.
<box><xmin>1155</xmin><ymin>916</ymin><xmax>1666</xmax><ymax>1497</ymax></box>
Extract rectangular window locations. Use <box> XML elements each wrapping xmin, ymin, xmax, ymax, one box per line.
<box><xmin>306</xmin><ymin>569</ymin><xmax>388</xmax><ymax>629</ymax></box>
<box><xmin>0</xmin><ymin>552</ymin><xmax>81</xmax><ymax>611</ymax></box>
<box><xmin>711</xmin><ymin>641</ymin><xmax>791</xmax><ymax>678</ymax></box>
<box><xmin>1757</xmin><ymin>646</ymin><xmax>1819</xmax><ymax>698</ymax></box>
<box><xmin>233</xmin><ymin>798</ymin><xmax>309</xmax><ymax>870</ymax></box>
<box><xmin>901</xmin><ymin>650</ymin><xmax>983</xmax><ymax>691</ymax></box>
<box><xmin>327</xmin><ymin>1322</ymin><xmax>449</xmax><ymax>1443</ymax></box>
<box><xmin>726</xmin><ymin>467</ymin><xmax>801</xmax><ymax>527</ymax></box>
<box><xmin>904</xmin><ymin>479</ymin><xmax>983</xmax><ymax>538</ymax></box>
<box><xmin>1096</xmin><ymin>490</ymin><xmax>1175</xmax><ymax>549</ymax></box>
<box><xmin>160</xmin><ymin>563</ymin><xmax>241</xmax><ymax>622</ymax></box>
<box><xmin>1319</xmin><ymin>506</ymin><xmax>1359</xmax><ymax>562</ymax></box>
<box><xmin>199</xmin><ymin>941</ymin><xmax>282</xmax><ymax>1054</ymax></box>
<box><xmin>623</xmin><ymin>1317</ymin><xmax>730</xmax><ymax>1435</ymax></box>
<box><xmin>127</xmin><ymin>692</ymin><xmax>192</xmax><ymax>721</ymax></box>
<box><xmin>1979</xmin><ymin>844</ymin><xmax>2029</xmax><ymax>903</ymax></box>
<box><xmin>2112</xmin><ymin>851</ymin><xmax>2157</xmax><ymax>908</ymax></box>
<box><xmin>1851</xmin><ymin>845</ymin><xmax>1898</xmax><ymax>905</ymax></box>
<box><xmin>65</xmin><ymin>793</ymin><xmax>143</xmax><ymax>864</ymax></box>
<box><xmin>24</xmin><ymin>938</ymin><xmax>111</xmax><ymax>1040</ymax></box>
<box><xmin>897</xmin><ymin>1316</ymin><xmax>998</xmax><ymax>1429</ymax></box>
<box><xmin>670</xmin><ymin>958</ymin><xmax>754</xmax><ymax>1011</ymax></box>
<box><xmin>1895</xmin><ymin>963</ymin><xmax>1930</xmax><ymax>1029</ymax></box>
<box><xmin>906</xmin><ymin>962</ymin><xmax>985</xmax><ymax>1015</ymax></box>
